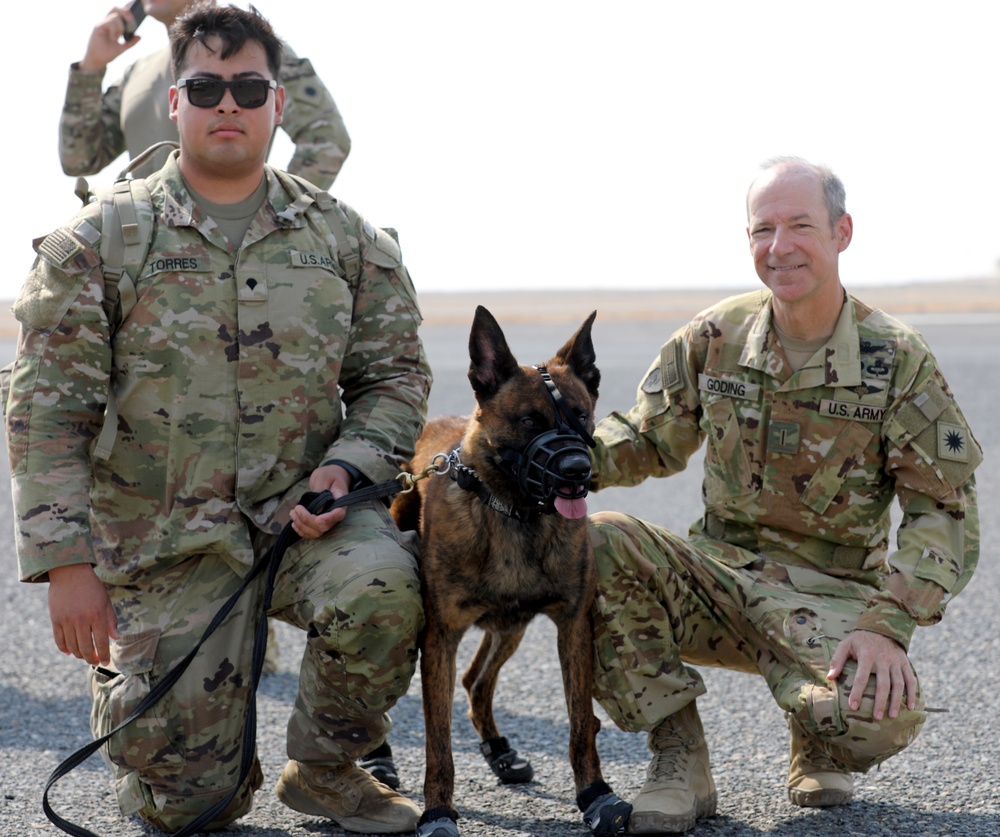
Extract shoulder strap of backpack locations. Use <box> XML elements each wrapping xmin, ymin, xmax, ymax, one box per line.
<box><xmin>272</xmin><ymin>170</ymin><xmax>362</xmax><ymax>286</ymax></box>
<box><xmin>94</xmin><ymin>177</ymin><xmax>154</xmax><ymax>461</ymax></box>
<box><xmin>91</xmin><ymin>143</ymin><xmax>175</xmax><ymax>461</ymax></box>
<box><xmin>98</xmin><ymin>178</ymin><xmax>150</xmax><ymax>325</ymax></box>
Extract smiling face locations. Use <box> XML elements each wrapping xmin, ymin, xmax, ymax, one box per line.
<box><xmin>746</xmin><ymin>163</ymin><xmax>853</xmax><ymax>313</ymax></box>
<box><xmin>168</xmin><ymin>36</ymin><xmax>284</xmax><ymax>190</ymax></box>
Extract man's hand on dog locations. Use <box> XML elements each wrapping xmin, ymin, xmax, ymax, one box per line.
<box><xmin>290</xmin><ymin>464</ymin><xmax>351</xmax><ymax>539</ymax></box>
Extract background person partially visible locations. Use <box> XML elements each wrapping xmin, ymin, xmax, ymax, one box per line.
<box><xmin>60</xmin><ymin>0</ymin><xmax>351</xmax><ymax>185</ymax></box>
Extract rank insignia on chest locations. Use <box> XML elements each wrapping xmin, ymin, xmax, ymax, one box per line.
<box><xmin>937</xmin><ymin>421</ymin><xmax>971</xmax><ymax>463</ymax></box>
<box><xmin>767</xmin><ymin>420</ymin><xmax>801</xmax><ymax>455</ymax></box>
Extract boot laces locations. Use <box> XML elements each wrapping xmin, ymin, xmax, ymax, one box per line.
<box><xmin>647</xmin><ymin>726</ymin><xmax>693</xmax><ymax>782</ymax></box>
<box><xmin>798</xmin><ymin>734</ymin><xmax>842</xmax><ymax>774</ymax></box>
<box><xmin>792</xmin><ymin>721</ymin><xmax>848</xmax><ymax>774</ymax></box>
<box><xmin>319</xmin><ymin>764</ymin><xmax>382</xmax><ymax>799</ymax></box>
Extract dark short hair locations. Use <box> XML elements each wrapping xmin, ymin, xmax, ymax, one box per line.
<box><xmin>170</xmin><ymin>2</ymin><xmax>282</xmax><ymax>81</ymax></box>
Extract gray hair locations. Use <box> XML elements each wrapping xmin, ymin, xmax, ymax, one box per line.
<box><xmin>748</xmin><ymin>156</ymin><xmax>847</xmax><ymax>227</ymax></box>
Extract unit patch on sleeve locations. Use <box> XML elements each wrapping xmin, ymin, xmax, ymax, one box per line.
<box><xmin>937</xmin><ymin>421</ymin><xmax>971</xmax><ymax>463</ymax></box>
<box><xmin>641</xmin><ymin>367</ymin><xmax>663</xmax><ymax>393</ymax></box>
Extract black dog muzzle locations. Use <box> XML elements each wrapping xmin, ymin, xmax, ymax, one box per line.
<box><xmin>497</xmin><ymin>366</ymin><xmax>596</xmax><ymax>509</ymax></box>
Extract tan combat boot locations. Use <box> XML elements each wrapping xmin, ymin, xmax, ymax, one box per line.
<box><xmin>786</xmin><ymin>715</ymin><xmax>854</xmax><ymax>807</ymax></box>
<box><xmin>627</xmin><ymin>701</ymin><xmax>717</xmax><ymax>834</ymax></box>
<box><xmin>275</xmin><ymin>759</ymin><xmax>419</xmax><ymax>834</ymax></box>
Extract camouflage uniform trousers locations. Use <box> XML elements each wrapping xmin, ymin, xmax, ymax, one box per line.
<box><xmin>589</xmin><ymin>511</ymin><xmax>926</xmax><ymax>774</ymax></box>
<box><xmin>88</xmin><ymin>499</ymin><xmax>422</xmax><ymax>832</ymax></box>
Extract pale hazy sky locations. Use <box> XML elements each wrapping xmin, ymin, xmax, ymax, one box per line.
<box><xmin>4</xmin><ymin>1</ymin><xmax>998</xmax><ymax>300</ymax></box>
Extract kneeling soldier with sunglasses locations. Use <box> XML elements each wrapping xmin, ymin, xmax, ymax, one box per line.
<box><xmin>6</xmin><ymin>3</ymin><xmax>430</xmax><ymax>834</ymax></box>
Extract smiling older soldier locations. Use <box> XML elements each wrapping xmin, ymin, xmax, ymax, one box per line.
<box><xmin>588</xmin><ymin>157</ymin><xmax>981</xmax><ymax>834</ymax></box>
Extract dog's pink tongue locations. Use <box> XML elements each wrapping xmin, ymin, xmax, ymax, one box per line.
<box><xmin>554</xmin><ymin>496</ymin><xmax>588</xmax><ymax>519</ymax></box>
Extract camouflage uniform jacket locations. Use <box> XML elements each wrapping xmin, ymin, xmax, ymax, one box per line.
<box><xmin>592</xmin><ymin>290</ymin><xmax>981</xmax><ymax>650</ymax></box>
<box><xmin>59</xmin><ymin>44</ymin><xmax>351</xmax><ymax>186</ymax></box>
<box><xmin>7</xmin><ymin>153</ymin><xmax>430</xmax><ymax>585</ymax></box>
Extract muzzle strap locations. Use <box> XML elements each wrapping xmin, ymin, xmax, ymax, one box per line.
<box><xmin>534</xmin><ymin>366</ymin><xmax>596</xmax><ymax>448</ymax></box>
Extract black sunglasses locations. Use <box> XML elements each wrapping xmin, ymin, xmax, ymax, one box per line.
<box><xmin>177</xmin><ymin>77</ymin><xmax>277</xmax><ymax>109</ymax></box>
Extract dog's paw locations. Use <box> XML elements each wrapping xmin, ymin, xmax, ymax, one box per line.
<box><xmin>479</xmin><ymin>736</ymin><xmax>534</xmax><ymax>784</ymax></box>
<box><xmin>416</xmin><ymin>817</ymin><xmax>460</xmax><ymax>837</ymax></box>
<box><xmin>417</xmin><ymin>807</ymin><xmax>460</xmax><ymax>837</ymax></box>
<box><xmin>582</xmin><ymin>791</ymin><xmax>632</xmax><ymax>836</ymax></box>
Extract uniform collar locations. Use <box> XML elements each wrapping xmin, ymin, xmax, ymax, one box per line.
<box><xmin>156</xmin><ymin>153</ymin><xmax>301</xmax><ymax>242</ymax></box>
<box><xmin>739</xmin><ymin>292</ymin><xmax>862</xmax><ymax>387</ymax></box>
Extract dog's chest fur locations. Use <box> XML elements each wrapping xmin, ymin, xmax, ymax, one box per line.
<box><xmin>419</xmin><ymin>432</ymin><xmax>592</xmax><ymax>632</ymax></box>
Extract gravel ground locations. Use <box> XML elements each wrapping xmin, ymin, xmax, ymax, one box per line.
<box><xmin>1</xmin><ymin>310</ymin><xmax>997</xmax><ymax>837</ymax></box>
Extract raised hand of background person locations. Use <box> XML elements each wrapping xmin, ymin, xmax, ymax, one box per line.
<box><xmin>78</xmin><ymin>6</ymin><xmax>144</xmax><ymax>74</ymax></box>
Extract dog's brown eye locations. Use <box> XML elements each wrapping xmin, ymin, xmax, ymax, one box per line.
<box><xmin>520</xmin><ymin>417</ymin><xmax>537</xmax><ymax>428</ymax></box>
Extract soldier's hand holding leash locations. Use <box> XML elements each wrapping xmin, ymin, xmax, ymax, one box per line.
<box><xmin>289</xmin><ymin>464</ymin><xmax>353</xmax><ymax>538</ymax></box>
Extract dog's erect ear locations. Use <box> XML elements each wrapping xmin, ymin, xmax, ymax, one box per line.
<box><xmin>468</xmin><ymin>305</ymin><xmax>520</xmax><ymax>400</ymax></box>
<box><xmin>553</xmin><ymin>310</ymin><xmax>600</xmax><ymax>399</ymax></box>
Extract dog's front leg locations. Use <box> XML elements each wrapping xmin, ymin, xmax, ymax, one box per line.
<box><xmin>556</xmin><ymin>604</ymin><xmax>632</xmax><ymax>836</ymax></box>
<box><xmin>417</xmin><ymin>603</ymin><xmax>464</xmax><ymax>836</ymax></box>
<box><xmin>556</xmin><ymin>603</ymin><xmax>603</xmax><ymax>792</ymax></box>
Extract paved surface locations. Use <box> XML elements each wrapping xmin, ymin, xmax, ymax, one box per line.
<box><xmin>1</xmin><ymin>308</ymin><xmax>997</xmax><ymax>836</ymax></box>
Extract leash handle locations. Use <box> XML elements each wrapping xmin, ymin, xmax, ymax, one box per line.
<box><xmin>43</xmin><ymin>480</ymin><xmax>403</xmax><ymax>837</ymax></box>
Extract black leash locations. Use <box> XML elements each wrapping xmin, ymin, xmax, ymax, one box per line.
<box><xmin>43</xmin><ymin>478</ymin><xmax>406</xmax><ymax>837</ymax></box>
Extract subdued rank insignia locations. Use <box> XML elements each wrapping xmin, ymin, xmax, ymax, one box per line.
<box><xmin>937</xmin><ymin>422</ymin><xmax>970</xmax><ymax>463</ymax></box>
<box><xmin>641</xmin><ymin>367</ymin><xmax>663</xmax><ymax>393</ymax></box>
<box><xmin>767</xmin><ymin>420</ymin><xmax>801</xmax><ymax>455</ymax></box>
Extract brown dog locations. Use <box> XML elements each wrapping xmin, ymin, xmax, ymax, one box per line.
<box><xmin>391</xmin><ymin>306</ymin><xmax>630</xmax><ymax>837</ymax></box>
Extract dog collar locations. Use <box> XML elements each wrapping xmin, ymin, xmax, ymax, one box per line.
<box><xmin>447</xmin><ymin>454</ymin><xmax>545</xmax><ymax>522</ymax></box>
